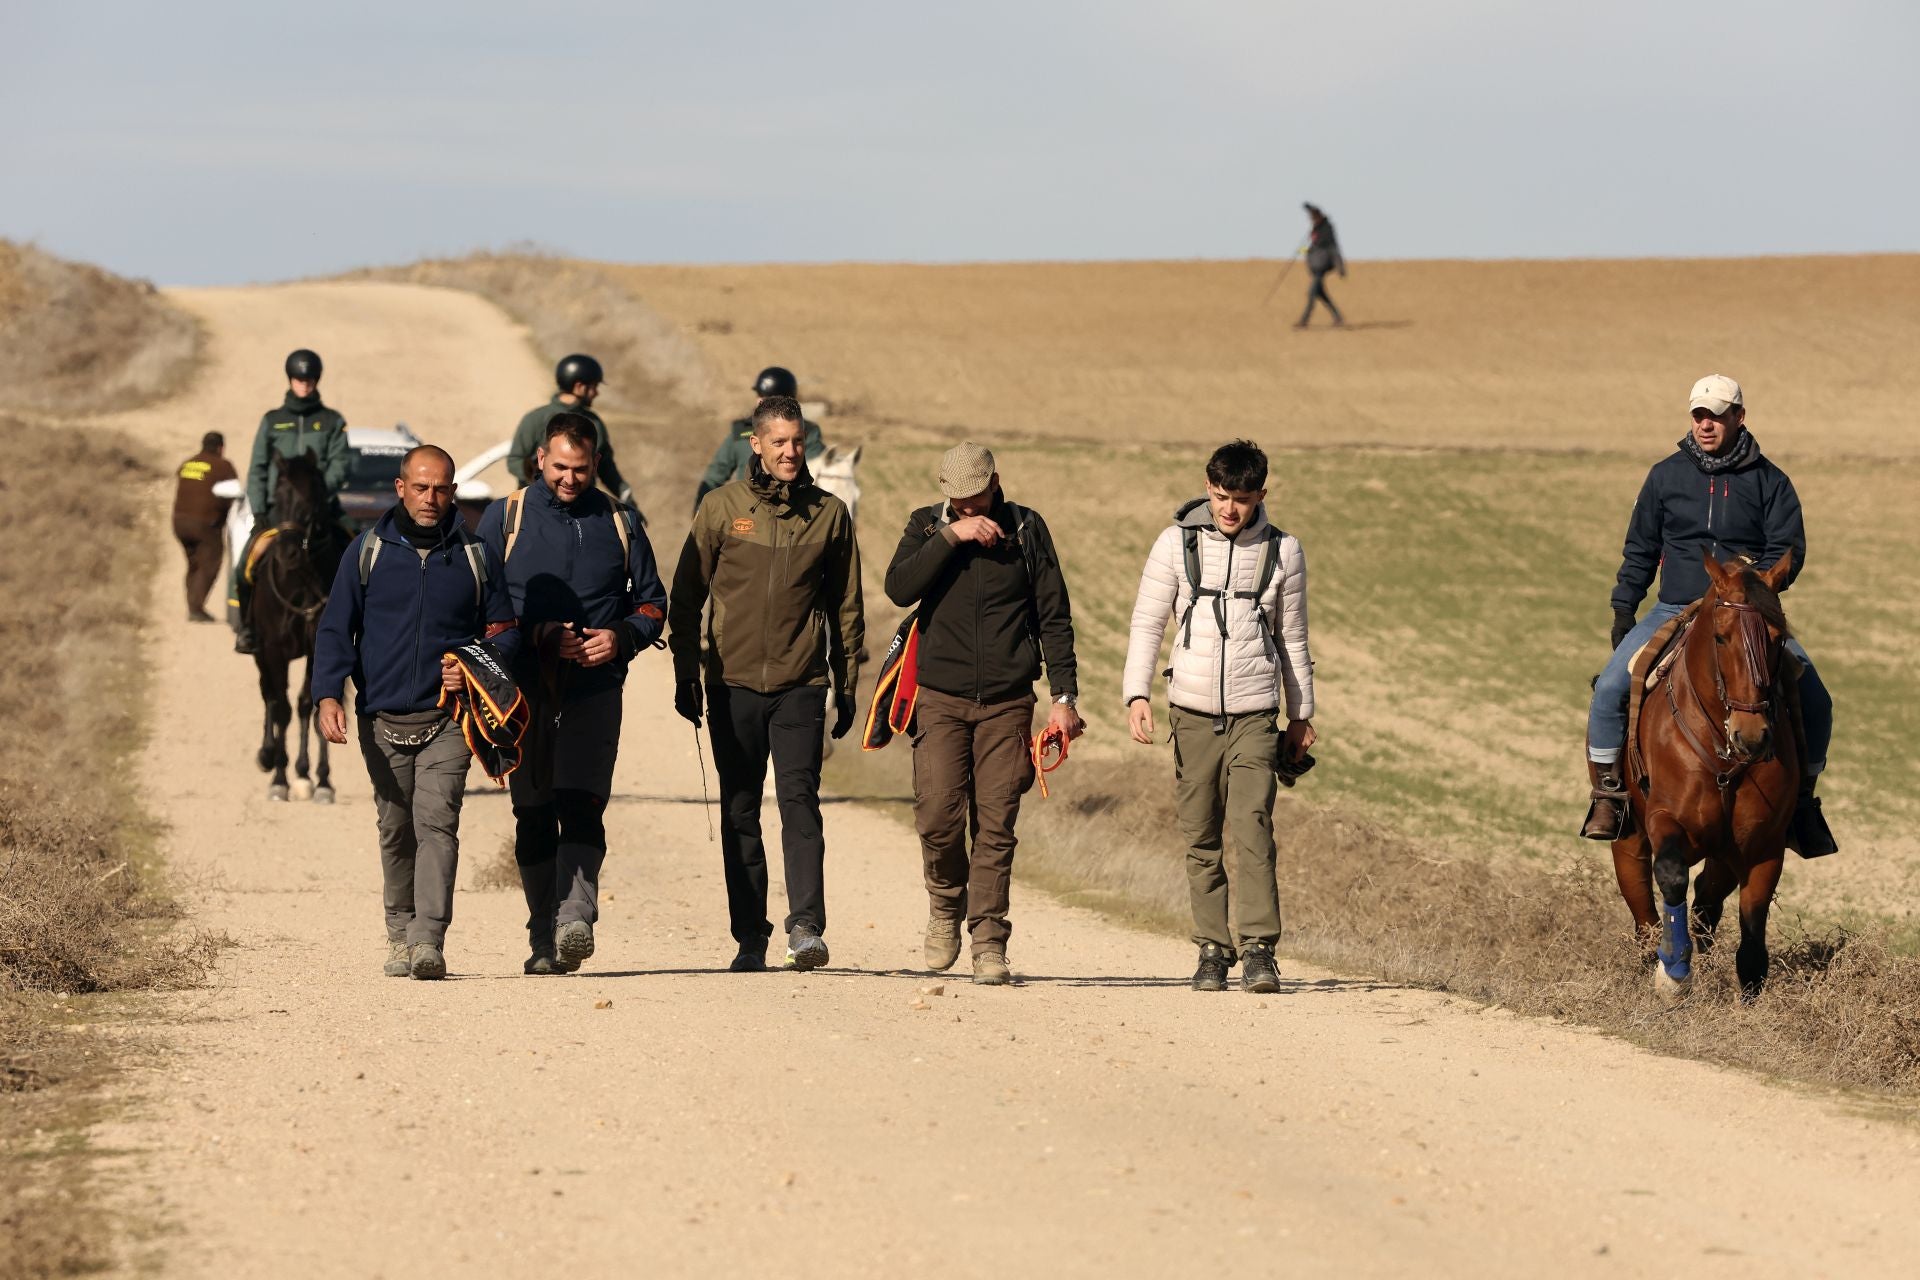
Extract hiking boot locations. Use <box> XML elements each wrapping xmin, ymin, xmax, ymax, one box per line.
<box><xmin>187</xmin><ymin>607</ymin><xmax>215</xmax><ymax>624</ymax></box>
<box><xmin>409</xmin><ymin>943</ymin><xmax>446</xmax><ymax>980</ymax></box>
<box><xmin>523</xmin><ymin>949</ymin><xmax>558</xmax><ymax>976</ymax></box>
<box><xmin>1241</xmin><ymin>943</ymin><xmax>1281</xmax><ymax>994</ymax></box>
<box><xmin>383</xmin><ymin>940</ymin><xmax>412</xmax><ymax>978</ymax></box>
<box><xmin>233</xmin><ymin>623</ymin><xmax>258</xmax><ymax>655</ymax></box>
<box><xmin>555</xmin><ymin>920</ymin><xmax>595</xmax><ymax>968</ymax></box>
<box><xmin>972</xmin><ymin>947</ymin><xmax>1011</xmax><ymax>986</ymax></box>
<box><xmin>785</xmin><ymin>924</ymin><xmax>830</xmax><ymax>971</ymax></box>
<box><xmin>1192</xmin><ymin>943</ymin><xmax>1231</xmax><ymax>992</ymax></box>
<box><xmin>1787</xmin><ymin>778</ymin><xmax>1839</xmax><ymax>859</ymax></box>
<box><xmin>729</xmin><ymin>942</ymin><xmax>769</xmax><ymax>973</ymax></box>
<box><xmin>1580</xmin><ymin>759</ymin><xmax>1632</xmax><ymax>841</ymax></box>
<box><xmin>925</xmin><ymin>915</ymin><xmax>963</xmax><ymax>972</ymax></box>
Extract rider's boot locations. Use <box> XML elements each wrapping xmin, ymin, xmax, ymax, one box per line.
<box><xmin>1787</xmin><ymin>774</ymin><xmax>1839</xmax><ymax>859</ymax></box>
<box><xmin>1581</xmin><ymin>758</ymin><xmax>1632</xmax><ymax>841</ymax></box>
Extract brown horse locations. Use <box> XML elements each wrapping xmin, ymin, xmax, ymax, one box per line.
<box><xmin>1611</xmin><ymin>550</ymin><xmax>1799</xmax><ymax>1001</ymax></box>
<box><xmin>248</xmin><ymin>451</ymin><xmax>349</xmax><ymax>802</ymax></box>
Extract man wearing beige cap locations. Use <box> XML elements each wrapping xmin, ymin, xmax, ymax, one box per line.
<box><xmin>884</xmin><ymin>442</ymin><xmax>1082</xmax><ymax>985</ymax></box>
<box><xmin>1582</xmin><ymin>374</ymin><xmax>1835</xmax><ymax>855</ymax></box>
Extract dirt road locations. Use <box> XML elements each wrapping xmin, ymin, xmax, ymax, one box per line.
<box><xmin>99</xmin><ymin>283</ymin><xmax>1920</xmax><ymax>1278</ymax></box>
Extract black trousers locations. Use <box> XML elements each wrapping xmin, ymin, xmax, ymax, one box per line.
<box><xmin>1301</xmin><ymin>268</ymin><xmax>1343</xmax><ymax>324</ymax></box>
<box><xmin>706</xmin><ymin>682</ymin><xmax>828</xmax><ymax>945</ymax></box>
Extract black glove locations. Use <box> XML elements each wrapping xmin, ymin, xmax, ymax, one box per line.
<box><xmin>830</xmin><ymin>693</ymin><xmax>857</xmax><ymax>741</ymax></box>
<box><xmin>1610</xmin><ymin>608</ymin><xmax>1637</xmax><ymax>651</ymax></box>
<box><xmin>674</xmin><ymin>680</ymin><xmax>703</xmax><ymax>727</ymax></box>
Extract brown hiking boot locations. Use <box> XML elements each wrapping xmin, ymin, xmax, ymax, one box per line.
<box><xmin>383</xmin><ymin>940</ymin><xmax>412</xmax><ymax>978</ymax></box>
<box><xmin>972</xmin><ymin>947</ymin><xmax>1011</xmax><ymax>986</ymax></box>
<box><xmin>925</xmin><ymin>915</ymin><xmax>962</xmax><ymax>972</ymax></box>
<box><xmin>1581</xmin><ymin>759</ymin><xmax>1631</xmax><ymax>841</ymax></box>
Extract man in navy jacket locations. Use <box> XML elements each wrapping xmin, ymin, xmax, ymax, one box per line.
<box><xmin>1582</xmin><ymin>375</ymin><xmax>1835</xmax><ymax>855</ymax></box>
<box><xmin>477</xmin><ymin>414</ymin><xmax>667</xmax><ymax>976</ymax></box>
<box><xmin>315</xmin><ymin>445</ymin><xmax>519</xmax><ymax>980</ymax></box>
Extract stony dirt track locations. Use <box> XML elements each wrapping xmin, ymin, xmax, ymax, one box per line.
<box><xmin>96</xmin><ymin>282</ymin><xmax>1920</xmax><ymax>1278</ymax></box>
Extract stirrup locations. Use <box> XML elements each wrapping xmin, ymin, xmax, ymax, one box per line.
<box><xmin>1787</xmin><ymin>797</ymin><xmax>1839</xmax><ymax>859</ymax></box>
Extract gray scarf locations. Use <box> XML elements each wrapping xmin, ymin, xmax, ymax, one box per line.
<box><xmin>1678</xmin><ymin>428</ymin><xmax>1758</xmax><ymax>475</ymax></box>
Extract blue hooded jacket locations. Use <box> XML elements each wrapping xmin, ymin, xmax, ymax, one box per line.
<box><xmin>1612</xmin><ymin>432</ymin><xmax>1806</xmax><ymax>613</ymax></box>
<box><xmin>313</xmin><ymin>507</ymin><xmax>520</xmax><ymax>715</ymax></box>
<box><xmin>476</xmin><ymin>478</ymin><xmax>666</xmax><ymax>699</ymax></box>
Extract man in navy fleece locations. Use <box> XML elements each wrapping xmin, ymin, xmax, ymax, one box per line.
<box><xmin>314</xmin><ymin>445</ymin><xmax>519</xmax><ymax>981</ymax></box>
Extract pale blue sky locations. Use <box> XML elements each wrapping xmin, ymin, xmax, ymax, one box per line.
<box><xmin>3</xmin><ymin>1</ymin><xmax>1914</xmax><ymax>284</ymax></box>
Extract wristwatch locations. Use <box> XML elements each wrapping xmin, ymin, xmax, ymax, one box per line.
<box><xmin>1054</xmin><ymin>694</ymin><xmax>1077</xmax><ymax>708</ymax></box>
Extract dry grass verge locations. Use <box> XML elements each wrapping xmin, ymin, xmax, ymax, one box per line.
<box><xmin>1005</xmin><ymin>752</ymin><xmax>1920</xmax><ymax>1098</ymax></box>
<box><xmin>0</xmin><ymin>408</ymin><xmax>217</xmax><ymax>1275</ymax></box>
<box><xmin>0</xmin><ymin>239</ymin><xmax>202</xmax><ymax>415</ymax></box>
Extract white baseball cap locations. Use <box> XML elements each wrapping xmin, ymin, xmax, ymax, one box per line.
<box><xmin>1688</xmin><ymin>374</ymin><xmax>1744</xmax><ymax>416</ymax></box>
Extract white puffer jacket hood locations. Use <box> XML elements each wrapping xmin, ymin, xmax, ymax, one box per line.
<box><xmin>1121</xmin><ymin>499</ymin><xmax>1314</xmax><ymax>720</ymax></box>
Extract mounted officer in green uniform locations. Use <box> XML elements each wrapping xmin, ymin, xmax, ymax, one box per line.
<box><xmin>231</xmin><ymin>348</ymin><xmax>351</xmax><ymax>654</ymax></box>
<box><xmin>692</xmin><ymin>366</ymin><xmax>824</xmax><ymax>512</ymax></box>
<box><xmin>506</xmin><ymin>354</ymin><xmax>635</xmax><ymax>509</ymax></box>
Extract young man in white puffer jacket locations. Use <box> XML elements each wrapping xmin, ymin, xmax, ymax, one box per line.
<box><xmin>1122</xmin><ymin>440</ymin><xmax>1316</xmax><ymax>994</ymax></box>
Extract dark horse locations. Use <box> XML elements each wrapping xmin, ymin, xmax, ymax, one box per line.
<box><xmin>1612</xmin><ymin>549</ymin><xmax>1799</xmax><ymax>1001</ymax></box>
<box><xmin>248</xmin><ymin>451</ymin><xmax>349</xmax><ymax>802</ymax></box>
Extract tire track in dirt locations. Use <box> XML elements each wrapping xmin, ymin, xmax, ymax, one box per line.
<box><xmin>91</xmin><ymin>282</ymin><xmax>1920</xmax><ymax>1278</ymax></box>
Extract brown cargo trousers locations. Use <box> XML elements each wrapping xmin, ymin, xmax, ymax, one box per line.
<box><xmin>173</xmin><ymin>513</ymin><xmax>225</xmax><ymax>616</ymax></box>
<box><xmin>911</xmin><ymin>687</ymin><xmax>1037</xmax><ymax>951</ymax></box>
<box><xmin>1170</xmin><ymin>705</ymin><xmax>1282</xmax><ymax>955</ymax></box>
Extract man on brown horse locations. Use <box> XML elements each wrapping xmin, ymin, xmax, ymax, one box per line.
<box><xmin>1582</xmin><ymin>374</ymin><xmax>1836</xmax><ymax>856</ymax></box>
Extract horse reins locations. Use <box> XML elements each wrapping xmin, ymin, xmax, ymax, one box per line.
<box><xmin>1664</xmin><ymin>596</ymin><xmax>1783</xmax><ymax>796</ymax></box>
<box><xmin>255</xmin><ymin>520</ymin><xmax>332</xmax><ymax>625</ymax></box>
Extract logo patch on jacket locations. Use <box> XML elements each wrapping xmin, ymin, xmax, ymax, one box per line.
<box><xmin>731</xmin><ymin>517</ymin><xmax>755</xmax><ymax>536</ymax></box>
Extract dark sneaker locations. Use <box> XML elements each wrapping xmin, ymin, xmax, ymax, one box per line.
<box><xmin>555</xmin><ymin>920</ymin><xmax>595</xmax><ymax>968</ymax></box>
<box><xmin>925</xmin><ymin>915</ymin><xmax>962</xmax><ymax>972</ymax></box>
<box><xmin>383</xmin><ymin>941</ymin><xmax>412</xmax><ymax>978</ymax></box>
<box><xmin>523</xmin><ymin>949</ymin><xmax>558</xmax><ymax>976</ymax></box>
<box><xmin>1241</xmin><ymin>943</ymin><xmax>1281</xmax><ymax>994</ymax></box>
<box><xmin>785</xmin><ymin>925</ymin><xmax>829</xmax><ymax>971</ymax></box>
<box><xmin>972</xmin><ymin>948</ymin><xmax>1011</xmax><ymax>986</ymax></box>
<box><xmin>233</xmin><ymin>627</ymin><xmax>258</xmax><ymax>655</ymax></box>
<box><xmin>410</xmin><ymin>943</ymin><xmax>446</xmax><ymax>980</ymax></box>
<box><xmin>729</xmin><ymin>943</ymin><xmax>769</xmax><ymax>973</ymax></box>
<box><xmin>1191</xmin><ymin>943</ymin><xmax>1231</xmax><ymax>992</ymax></box>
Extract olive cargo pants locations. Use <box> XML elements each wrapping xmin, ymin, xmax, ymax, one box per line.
<box><xmin>1170</xmin><ymin>705</ymin><xmax>1282</xmax><ymax>955</ymax></box>
<box><xmin>911</xmin><ymin>687</ymin><xmax>1037</xmax><ymax>951</ymax></box>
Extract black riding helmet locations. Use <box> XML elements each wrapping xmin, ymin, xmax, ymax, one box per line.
<box><xmin>285</xmin><ymin>348</ymin><xmax>323</xmax><ymax>381</ymax></box>
<box><xmin>556</xmin><ymin>353</ymin><xmax>604</xmax><ymax>391</ymax></box>
<box><xmin>753</xmin><ymin>366</ymin><xmax>797</xmax><ymax>398</ymax></box>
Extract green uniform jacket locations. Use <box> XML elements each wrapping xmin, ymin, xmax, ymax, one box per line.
<box><xmin>693</xmin><ymin>417</ymin><xmax>824</xmax><ymax>510</ymax></box>
<box><xmin>669</xmin><ymin>462</ymin><xmax>863</xmax><ymax>696</ymax></box>
<box><xmin>507</xmin><ymin>396</ymin><xmax>629</xmax><ymax>498</ymax></box>
<box><xmin>247</xmin><ymin>393</ymin><xmax>350</xmax><ymax>517</ymax></box>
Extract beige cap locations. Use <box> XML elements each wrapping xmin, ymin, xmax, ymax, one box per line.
<box><xmin>1689</xmin><ymin>374</ymin><xmax>1744</xmax><ymax>416</ymax></box>
<box><xmin>938</xmin><ymin>441</ymin><xmax>996</xmax><ymax>499</ymax></box>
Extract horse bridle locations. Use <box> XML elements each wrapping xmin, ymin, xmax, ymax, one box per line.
<box><xmin>256</xmin><ymin>517</ymin><xmax>332</xmax><ymax>625</ymax></box>
<box><xmin>1666</xmin><ymin>595</ymin><xmax>1783</xmax><ymax>791</ymax></box>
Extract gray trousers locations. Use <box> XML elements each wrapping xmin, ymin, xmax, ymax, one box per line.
<box><xmin>357</xmin><ymin>715</ymin><xmax>470</xmax><ymax>947</ymax></box>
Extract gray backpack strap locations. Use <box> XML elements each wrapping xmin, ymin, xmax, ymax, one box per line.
<box><xmin>1179</xmin><ymin>526</ymin><xmax>1228</xmax><ymax>649</ymax></box>
<box><xmin>357</xmin><ymin>533</ymin><xmax>383</xmax><ymax>586</ymax></box>
<box><xmin>458</xmin><ymin>530</ymin><xmax>488</xmax><ymax>611</ymax></box>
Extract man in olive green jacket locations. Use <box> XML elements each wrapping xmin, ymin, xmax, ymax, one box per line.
<box><xmin>668</xmin><ymin>395</ymin><xmax>863</xmax><ymax>973</ymax></box>
<box><xmin>231</xmin><ymin>348</ymin><xmax>351</xmax><ymax>653</ymax></box>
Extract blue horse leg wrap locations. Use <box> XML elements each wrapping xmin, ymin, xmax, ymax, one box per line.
<box><xmin>1657</xmin><ymin>902</ymin><xmax>1692</xmax><ymax>981</ymax></box>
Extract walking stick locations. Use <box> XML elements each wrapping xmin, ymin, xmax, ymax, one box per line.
<box><xmin>1261</xmin><ymin>242</ymin><xmax>1308</xmax><ymax>306</ymax></box>
<box><xmin>692</xmin><ymin>723</ymin><xmax>715</xmax><ymax>842</ymax></box>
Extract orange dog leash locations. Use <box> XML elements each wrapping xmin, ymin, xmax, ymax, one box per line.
<box><xmin>1031</xmin><ymin>725</ymin><xmax>1070</xmax><ymax>798</ymax></box>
